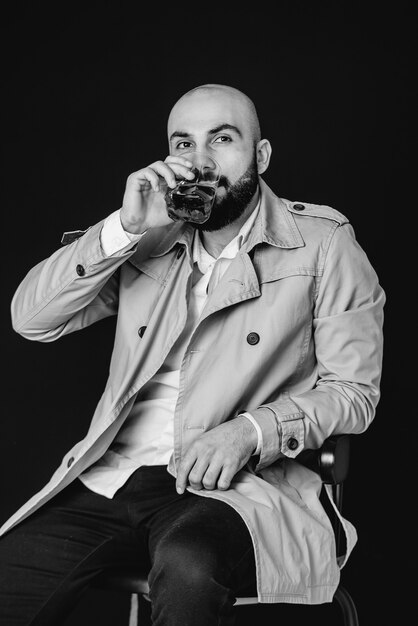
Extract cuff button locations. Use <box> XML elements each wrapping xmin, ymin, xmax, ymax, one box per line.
<box><xmin>76</xmin><ymin>264</ymin><xmax>85</xmax><ymax>276</ymax></box>
<box><xmin>287</xmin><ymin>437</ymin><xmax>299</xmax><ymax>451</ymax></box>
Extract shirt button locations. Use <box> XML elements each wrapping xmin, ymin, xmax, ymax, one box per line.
<box><xmin>138</xmin><ymin>326</ymin><xmax>147</xmax><ymax>338</ymax></box>
<box><xmin>176</xmin><ymin>247</ymin><xmax>184</xmax><ymax>259</ymax></box>
<box><xmin>67</xmin><ymin>456</ymin><xmax>75</xmax><ymax>468</ymax></box>
<box><xmin>293</xmin><ymin>203</ymin><xmax>305</xmax><ymax>211</ymax></box>
<box><xmin>287</xmin><ymin>437</ymin><xmax>299</xmax><ymax>451</ymax></box>
<box><xmin>247</xmin><ymin>332</ymin><xmax>260</xmax><ymax>345</ymax></box>
<box><xmin>76</xmin><ymin>264</ymin><xmax>85</xmax><ymax>276</ymax></box>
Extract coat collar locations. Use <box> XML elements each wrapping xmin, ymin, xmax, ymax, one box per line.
<box><xmin>244</xmin><ymin>178</ymin><xmax>305</xmax><ymax>252</ymax></box>
<box><xmin>149</xmin><ymin>221</ymin><xmax>194</xmax><ymax>258</ymax></box>
<box><xmin>149</xmin><ymin>177</ymin><xmax>305</xmax><ymax>259</ymax></box>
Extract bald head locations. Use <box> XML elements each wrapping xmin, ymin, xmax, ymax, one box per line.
<box><xmin>167</xmin><ymin>84</ymin><xmax>261</xmax><ymax>145</ymax></box>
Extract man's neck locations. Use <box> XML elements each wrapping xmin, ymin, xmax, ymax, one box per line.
<box><xmin>199</xmin><ymin>187</ymin><xmax>260</xmax><ymax>259</ymax></box>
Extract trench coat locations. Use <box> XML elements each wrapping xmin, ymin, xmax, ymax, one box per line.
<box><xmin>1</xmin><ymin>178</ymin><xmax>385</xmax><ymax>605</ymax></box>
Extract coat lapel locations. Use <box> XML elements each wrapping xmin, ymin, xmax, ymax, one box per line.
<box><xmin>127</xmin><ymin>222</ymin><xmax>194</xmax><ymax>283</ymax></box>
<box><xmin>199</xmin><ymin>252</ymin><xmax>261</xmax><ymax>321</ymax></box>
<box><xmin>199</xmin><ymin>178</ymin><xmax>306</xmax><ymax>320</ymax></box>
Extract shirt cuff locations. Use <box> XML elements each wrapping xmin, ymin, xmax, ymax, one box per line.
<box><xmin>239</xmin><ymin>412</ymin><xmax>263</xmax><ymax>456</ymax></box>
<box><xmin>100</xmin><ymin>209</ymin><xmax>146</xmax><ymax>257</ymax></box>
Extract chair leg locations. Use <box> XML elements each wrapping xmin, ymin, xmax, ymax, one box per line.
<box><xmin>333</xmin><ymin>585</ymin><xmax>359</xmax><ymax>626</ymax></box>
<box><xmin>129</xmin><ymin>593</ymin><xmax>153</xmax><ymax>626</ymax></box>
<box><xmin>129</xmin><ymin>594</ymin><xmax>138</xmax><ymax>626</ymax></box>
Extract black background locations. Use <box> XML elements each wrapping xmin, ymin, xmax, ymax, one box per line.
<box><xmin>0</xmin><ymin>1</ymin><xmax>413</xmax><ymax>624</ymax></box>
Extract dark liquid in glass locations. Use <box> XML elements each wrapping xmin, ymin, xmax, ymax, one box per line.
<box><xmin>165</xmin><ymin>183</ymin><xmax>217</xmax><ymax>224</ymax></box>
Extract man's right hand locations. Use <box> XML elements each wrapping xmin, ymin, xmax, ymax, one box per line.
<box><xmin>120</xmin><ymin>155</ymin><xmax>195</xmax><ymax>234</ymax></box>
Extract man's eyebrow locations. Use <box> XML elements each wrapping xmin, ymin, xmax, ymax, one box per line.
<box><xmin>169</xmin><ymin>123</ymin><xmax>242</xmax><ymax>142</ymax></box>
<box><xmin>169</xmin><ymin>130</ymin><xmax>190</xmax><ymax>141</ymax></box>
<box><xmin>208</xmin><ymin>123</ymin><xmax>242</xmax><ymax>137</ymax></box>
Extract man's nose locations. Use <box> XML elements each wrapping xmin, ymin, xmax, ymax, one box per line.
<box><xmin>196</xmin><ymin>152</ymin><xmax>219</xmax><ymax>174</ymax></box>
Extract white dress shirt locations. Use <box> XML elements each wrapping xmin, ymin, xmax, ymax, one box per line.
<box><xmin>79</xmin><ymin>202</ymin><xmax>262</xmax><ymax>497</ymax></box>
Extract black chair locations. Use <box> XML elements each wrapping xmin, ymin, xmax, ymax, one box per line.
<box><xmin>95</xmin><ymin>435</ymin><xmax>359</xmax><ymax>625</ymax></box>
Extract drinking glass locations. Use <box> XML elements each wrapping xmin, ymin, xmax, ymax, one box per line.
<box><xmin>165</xmin><ymin>152</ymin><xmax>221</xmax><ymax>224</ymax></box>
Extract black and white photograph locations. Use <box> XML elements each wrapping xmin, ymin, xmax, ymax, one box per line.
<box><xmin>0</xmin><ymin>2</ymin><xmax>411</xmax><ymax>624</ymax></box>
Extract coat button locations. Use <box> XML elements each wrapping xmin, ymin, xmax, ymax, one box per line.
<box><xmin>138</xmin><ymin>326</ymin><xmax>147</xmax><ymax>338</ymax></box>
<box><xmin>247</xmin><ymin>332</ymin><xmax>260</xmax><ymax>345</ymax></box>
<box><xmin>176</xmin><ymin>247</ymin><xmax>184</xmax><ymax>259</ymax></box>
<box><xmin>287</xmin><ymin>437</ymin><xmax>299</xmax><ymax>451</ymax></box>
<box><xmin>293</xmin><ymin>203</ymin><xmax>305</xmax><ymax>211</ymax></box>
<box><xmin>67</xmin><ymin>456</ymin><xmax>75</xmax><ymax>468</ymax></box>
<box><xmin>76</xmin><ymin>264</ymin><xmax>85</xmax><ymax>276</ymax></box>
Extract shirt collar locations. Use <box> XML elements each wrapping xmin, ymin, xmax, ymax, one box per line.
<box><xmin>192</xmin><ymin>198</ymin><xmax>261</xmax><ymax>273</ymax></box>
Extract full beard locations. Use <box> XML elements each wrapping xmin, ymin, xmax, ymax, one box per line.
<box><xmin>192</xmin><ymin>155</ymin><xmax>259</xmax><ymax>233</ymax></box>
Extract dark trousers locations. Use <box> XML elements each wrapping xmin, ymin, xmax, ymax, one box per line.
<box><xmin>0</xmin><ymin>466</ymin><xmax>257</xmax><ymax>625</ymax></box>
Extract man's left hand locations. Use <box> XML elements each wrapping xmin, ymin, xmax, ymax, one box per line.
<box><xmin>176</xmin><ymin>416</ymin><xmax>258</xmax><ymax>494</ymax></box>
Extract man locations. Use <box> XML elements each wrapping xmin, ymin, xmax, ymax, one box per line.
<box><xmin>0</xmin><ymin>84</ymin><xmax>385</xmax><ymax>625</ymax></box>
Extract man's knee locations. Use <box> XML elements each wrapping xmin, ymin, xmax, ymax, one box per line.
<box><xmin>149</xmin><ymin>533</ymin><xmax>220</xmax><ymax>596</ymax></box>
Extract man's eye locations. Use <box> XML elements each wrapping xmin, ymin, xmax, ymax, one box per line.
<box><xmin>176</xmin><ymin>141</ymin><xmax>193</xmax><ymax>149</ymax></box>
<box><xmin>214</xmin><ymin>136</ymin><xmax>232</xmax><ymax>143</ymax></box>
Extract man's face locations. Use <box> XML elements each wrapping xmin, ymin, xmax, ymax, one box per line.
<box><xmin>167</xmin><ymin>89</ymin><xmax>259</xmax><ymax>231</ymax></box>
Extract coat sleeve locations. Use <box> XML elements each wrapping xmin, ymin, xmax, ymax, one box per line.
<box><xmin>10</xmin><ymin>220</ymin><xmax>139</xmax><ymax>342</ymax></box>
<box><xmin>251</xmin><ymin>222</ymin><xmax>385</xmax><ymax>470</ymax></box>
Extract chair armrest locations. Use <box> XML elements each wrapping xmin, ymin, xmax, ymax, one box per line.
<box><xmin>297</xmin><ymin>435</ymin><xmax>351</xmax><ymax>485</ymax></box>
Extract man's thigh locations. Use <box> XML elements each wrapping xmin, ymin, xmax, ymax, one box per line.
<box><xmin>147</xmin><ymin>493</ymin><xmax>257</xmax><ymax>595</ymax></box>
<box><xmin>0</xmin><ymin>480</ymin><xmax>147</xmax><ymax>625</ymax></box>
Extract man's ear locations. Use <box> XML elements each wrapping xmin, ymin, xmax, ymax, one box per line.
<box><xmin>256</xmin><ymin>139</ymin><xmax>272</xmax><ymax>175</ymax></box>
